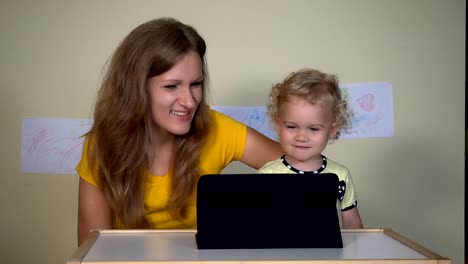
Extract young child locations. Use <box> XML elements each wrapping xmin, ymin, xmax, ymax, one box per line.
<box><xmin>258</xmin><ymin>68</ymin><xmax>363</xmax><ymax>228</ymax></box>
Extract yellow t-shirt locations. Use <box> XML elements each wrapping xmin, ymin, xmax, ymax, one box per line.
<box><xmin>76</xmin><ymin>110</ymin><xmax>247</xmax><ymax>229</ymax></box>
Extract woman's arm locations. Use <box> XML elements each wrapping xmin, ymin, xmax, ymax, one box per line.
<box><xmin>240</xmin><ymin>127</ymin><xmax>284</xmax><ymax>169</ymax></box>
<box><xmin>341</xmin><ymin>207</ymin><xmax>363</xmax><ymax>229</ymax></box>
<box><xmin>78</xmin><ymin>178</ymin><xmax>112</xmax><ymax>246</ymax></box>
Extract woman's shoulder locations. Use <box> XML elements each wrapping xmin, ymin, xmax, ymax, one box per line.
<box><xmin>76</xmin><ymin>134</ymin><xmax>99</xmax><ymax>185</ymax></box>
<box><xmin>210</xmin><ymin>108</ymin><xmax>236</xmax><ymax>121</ymax></box>
<box><xmin>209</xmin><ymin>109</ymin><xmax>246</xmax><ymax>130</ymax></box>
<box><xmin>199</xmin><ymin>109</ymin><xmax>248</xmax><ymax>166</ymax></box>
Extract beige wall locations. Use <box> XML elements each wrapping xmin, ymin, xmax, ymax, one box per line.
<box><xmin>0</xmin><ymin>0</ymin><xmax>465</xmax><ymax>263</ymax></box>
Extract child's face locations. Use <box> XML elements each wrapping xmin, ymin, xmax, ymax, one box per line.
<box><xmin>275</xmin><ymin>96</ymin><xmax>338</xmax><ymax>165</ymax></box>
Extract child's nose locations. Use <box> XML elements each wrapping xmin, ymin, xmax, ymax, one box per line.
<box><xmin>295</xmin><ymin>133</ymin><xmax>308</xmax><ymax>142</ymax></box>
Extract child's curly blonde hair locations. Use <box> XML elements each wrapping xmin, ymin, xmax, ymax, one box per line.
<box><xmin>267</xmin><ymin>68</ymin><xmax>352</xmax><ymax>139</ymax></box>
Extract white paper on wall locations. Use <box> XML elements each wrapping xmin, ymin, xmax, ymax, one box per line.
<box><xmin>21</xmin><ymin>82</ymin><xmax>393</xmax><ymax>174</ymax></box>
<box><xmin>21</xmin><ymin>118</ymin><xmax>92</xmax><ymax>174</ymax></box>
<box><xmin>340</xmin><ymin>82</ymin><xmax>394</xmax><ymax>138</ymax></box>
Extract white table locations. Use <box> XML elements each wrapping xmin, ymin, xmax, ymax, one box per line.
<box><xmin>68</xmin><ymin>229</ymin><xmax>451</xmax><ymax>264</ymax></box>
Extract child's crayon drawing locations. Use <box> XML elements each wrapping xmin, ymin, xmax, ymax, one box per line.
<box><xmin>21</xmin><ymin>118</ymin><xmax>92</xmax><ymax>174</ymax></box>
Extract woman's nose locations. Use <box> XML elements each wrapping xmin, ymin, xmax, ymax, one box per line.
<box><xmin>178</xmin><ymin>87</ymin><xmax>196</xmax><ymax>108</ymax></box>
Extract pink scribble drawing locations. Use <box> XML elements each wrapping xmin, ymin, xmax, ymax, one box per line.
<box><xmin>356</xmin><ymin>94</ymin><xmax>375</xmax><ymax>112</ymax></box>
<box><xmin>56</xmin><ymin>141</ymin><xmax>83</xmax><ymax>170</ymax></box>
<box><xmin>28</xmin><ymin>128</ymin><xmax>48</xmax><ymax>154</ymax></box>
<box><xmin>24</xmin><ymin>127</ymin><xmax>85</xmax><ymax>173</ymax></box>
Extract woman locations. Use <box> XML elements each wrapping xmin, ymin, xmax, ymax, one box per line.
<box><xmin>77</xmin><ymin>17</ymin><xmax>283</xmax><ymax>246</ymax></box>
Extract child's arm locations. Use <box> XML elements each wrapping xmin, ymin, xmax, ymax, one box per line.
<box><xmin>341</xmin><ymin>207</ymin><xmax>363</xmax><ymax>229</ymax></box>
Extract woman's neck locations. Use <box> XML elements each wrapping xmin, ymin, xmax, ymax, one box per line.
<box><xmin>147</xmin><ymin>132</ymin><xmax>176</xmax><ymax>176</ymax></box>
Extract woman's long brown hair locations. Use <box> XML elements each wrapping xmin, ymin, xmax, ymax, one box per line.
<box><xmin>86</xmin><ymin>18</ymin><xmax>211</xmax><ymax>227</ymax></box>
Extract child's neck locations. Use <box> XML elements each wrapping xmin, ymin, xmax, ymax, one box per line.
<box><xmin>284</xmin><ymin>154</ymin><xmax>324</xmax><ymax>172</ymax></box>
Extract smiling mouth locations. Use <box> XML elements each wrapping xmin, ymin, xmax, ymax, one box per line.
<box><xmin>171</xmin><ymin>110</ymin><xmax>190</xmax><ymax>116</ymax></box>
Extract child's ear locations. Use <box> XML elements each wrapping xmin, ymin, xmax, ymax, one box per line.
<box><xmin>329</xmin><ymin>122</ymin><xmax>340</xmax><ymax>140</ymax></box>
<box><xmin>274</xmin><ymin>115</ymin><xmax>281</xmax><ymax>134</ymax></box>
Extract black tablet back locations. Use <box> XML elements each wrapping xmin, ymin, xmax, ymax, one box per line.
<box><xmin>195</xmin><ymin>173</ymin><xmax>343</xmax><ymax>249</ymax></box>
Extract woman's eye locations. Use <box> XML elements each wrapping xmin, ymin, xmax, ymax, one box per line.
<box><xmin>163</xmin><ymin>84</ymin><xmax>177</xmax><ymax>89</ymax></box>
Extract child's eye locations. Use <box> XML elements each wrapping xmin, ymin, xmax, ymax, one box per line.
<box><xmin>191</xmin><ymin>81</ymin><xmax>203</xmax><ymax>87</ymax></box>
<box><xmin>310</xmin><ymin>127</ymin><xmax>319</xmax><ymax>131</ymax></box>
<box><xmin>286</xmin><ymin>125</ymin><xmax>296</xmax><ymax>129</ymax></box>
